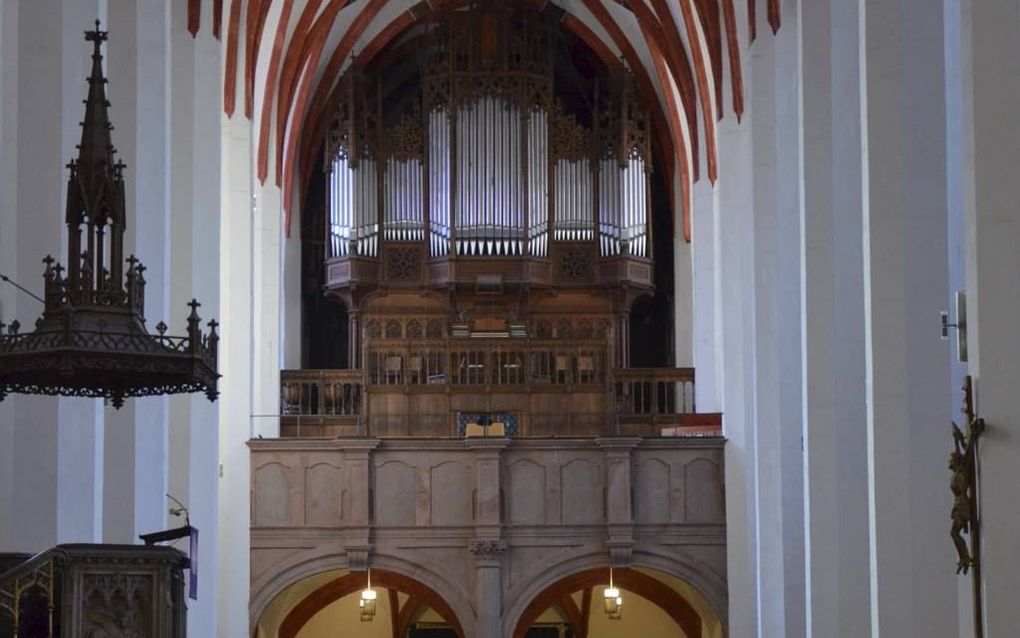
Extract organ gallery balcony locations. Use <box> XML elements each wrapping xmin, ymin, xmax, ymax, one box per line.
<box><xmin>279</xmin><ymin>365</ymin><xmax>717</xmax><ymax>439</ymax></box>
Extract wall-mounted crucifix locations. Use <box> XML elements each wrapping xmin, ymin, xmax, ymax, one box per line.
<box><xmin>950</xmin><ymin>374</ymin><xmax>984</xmax><ymax>637</ymax></box>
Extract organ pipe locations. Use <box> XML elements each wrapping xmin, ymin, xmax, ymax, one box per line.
<box><xmin>323</xmin><ymin>5</ymin><xmax>649</xmax><ymax>265</ymax></box>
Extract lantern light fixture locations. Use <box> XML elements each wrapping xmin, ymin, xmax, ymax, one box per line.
<box><xmin>359</xmin><ymin>568</ymin><xmax>378</xmax><ymax>621</ymax></box>
<box><xmin>603</xmin><ymin>567</ymin><xmax>623</xmax><ymax>620</ymax></box>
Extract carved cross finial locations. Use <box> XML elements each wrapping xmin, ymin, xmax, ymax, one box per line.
<box><xmin>85</xmin><ymin>19</ymin><xmax>108</xmax><ymax>47</ymax></box>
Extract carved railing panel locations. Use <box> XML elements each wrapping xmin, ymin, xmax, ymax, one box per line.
<box><xmin>280</xmin><ymin>366</ymin><xmax>698</xmax><ymax>438</ymax></box>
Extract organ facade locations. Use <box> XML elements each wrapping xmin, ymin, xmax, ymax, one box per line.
<box><xmin>289</xmin><ymin>2</ymin><xmax>691</xmax><ymax>438</ymax></box>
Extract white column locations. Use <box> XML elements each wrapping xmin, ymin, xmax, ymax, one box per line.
<box><xmin>102</xmin><ymin>0</ymin><xmax>171</xmax><ymax>544</ymax></box>
<box><xmin>169</xmin><ymin>1</ymin><xmax>222</xmax><ymax>634</ymax></box>
<box><xmin>7</xmin><ymin>0</ymin><xmax>106</xmax><ymax>553</ymax></box>
<box><xmin>861</xmin><ymin>0</ymin><xmax>957</xmax><ymax>634</ymax></box>
<box><xmin>674</xmin><ymin>162</ymin><xmax>694</xmax><ymax>368</ymax></box>
<box><xmin>281</xmin><ymin>188</ymin><xmax>303</xmax><ymax>370</ymax></box>
<box><xmin>799</xmin><ymin>1</ymin><xmax>872</xmax><ymax>635</ymax></box>
<box><xmin>751</xmin><ymin>0</ymin><xmax>805</xmax><ymax>633</ymax></box>
<box><xmin>963</xmin><ymin>1</ymin><xmax>1020</xmax><ymax>634</ymax></box>
<box><xmin>942</xmin><ymin>3</ymin><xmax>974</xmax><ymax>631</ymax></box>
<box><xmin>691</xmin><ymin>174</ymin><xmax>719</xmax><ymax>411</ymax></box>
<box><xmin>218</xmin><ymin>76</ymin><xmax>256</xmax><ymax>638</ymax></box>
<box><xmin>0</xmin><ymin>0</ymin><xmax>18</xmax><ymax>551</ymax></box>
<box><xmin>716</xmin><ymin>8</ymin><xmax>758</xmax><ymax>631</ymax></box>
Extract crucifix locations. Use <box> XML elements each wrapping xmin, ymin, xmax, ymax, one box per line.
<box><xmin>950</xmin><ymin>375</ymin><xmax>984</xmax><ymax>637</ymax></box>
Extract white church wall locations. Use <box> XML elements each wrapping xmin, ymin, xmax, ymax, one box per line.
<box><xmin>962</xmin><ymin>1</ymin><xmax>1020</xmax><ymax>634</ymax></box>
<box><xmin>102</xmin><ymin>0</ymin><xmax>173</xmax><ymax>545</ymax></box>
<box><xmin>861</xmin><ymin>0</ymin><xmax>958</xmax><ymax>634</ymax></box>
<box><xmin>168</xmin><ymin>1</ymin><xmax>223</xmax><ymax>635</ymax></box>
<box><xmin>3</xmin><ymin>0</ymin><xmax>108</xmax><ymax>553</ymax></box>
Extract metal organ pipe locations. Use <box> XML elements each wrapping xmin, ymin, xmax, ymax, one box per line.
<box><xmin>528</xmin><ymin>111</ymin><xmax>548</xmax><ymax>257</ymax></box>
<box><xmin>383</xmin><ymin>158</ymin><xmax>424</xmax><ymax>242</ymax></box>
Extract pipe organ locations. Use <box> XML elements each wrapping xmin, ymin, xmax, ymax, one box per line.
<box><xmin>323</xmin><ymin>4</ymin><xmax>652</xmax><ymax>269</ymax></box>
<box><xmin>313</xmin><ymin>3</ymin><xmax>670</xmax><ymax>432</ymax></box>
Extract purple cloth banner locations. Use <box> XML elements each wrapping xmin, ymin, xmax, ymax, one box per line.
<box><xmin>189</xmin><ymin>526</ymin><xmax>199</xmax><ymax>600</ymax></box>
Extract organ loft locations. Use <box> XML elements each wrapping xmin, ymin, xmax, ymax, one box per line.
<box><xmin>286</xmin><ymin>1</ymin><xmax>697</xmax><ymax>437</ymax></box>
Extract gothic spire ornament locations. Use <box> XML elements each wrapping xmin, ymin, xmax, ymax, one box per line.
<box><xmin>0</xmin><ymin>21</ymin><xmax>219</xmax><ymax>409</ymax></box>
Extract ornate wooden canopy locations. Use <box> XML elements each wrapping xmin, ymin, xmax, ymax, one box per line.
<box><xmin>0</xmin><ymin>22</ymin><xmax>219</xmax><ymax>409</ymax></box>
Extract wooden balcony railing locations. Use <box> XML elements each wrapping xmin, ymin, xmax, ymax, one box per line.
<box><xmin>613</xmin><ymin>366</ymin><xmax>696</xmax><ymax>415</ymax></box>
<box><xmin>280</xmin><ymin>366</ymin><xmax>701</xmax><ymax>438</ymax></box>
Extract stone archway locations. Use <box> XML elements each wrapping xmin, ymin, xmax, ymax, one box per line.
<box><xmin>276</xmin><ymin>568</ymin><xmax>465</xmax><ymax>638</ymax></box>
<box><xmin>510</xmin><ymin>567</ymin><xmax>722</xmax><ymax>638</ymax></box>
<box><xmin>502</xmin><ymin>551</ymin><xmax>727</xmax><ymax>638</ymax></box>
<box><xmin>250</xmin><ymin>551</ymin><xmax>475</xmax><ymax>638</ymax></box>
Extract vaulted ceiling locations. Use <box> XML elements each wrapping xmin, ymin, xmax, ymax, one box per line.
<box><xmin>187</xmin><ymin>0</ymin><xmax>780</xmax><ymax>240</ymax></box>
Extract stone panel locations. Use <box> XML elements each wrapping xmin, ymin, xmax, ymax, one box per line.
<box><xmin>560</xmin><ymin>458</ymin><xmax>602</xmax><ymax>524</ymax></box>
<box><xmin>506</xmin><ymin>459</ymin><xmax>546</xmax><ymax>525</ymax></box>
<box><xmin>304</xmin><ymin>463</ymin><xmax>342</xmax><ymax>526</ymax></box>
<box><xmin>375</xmin><ymin>460</ymin><xmax>416</xmax><ymax>526</ymax></box>
<box><xmin>684</xmin><ymin>458</ymin><xmax>724</xmax><ymax>523</ymax></box>
<box><xmin>253</xmin><ymin>461</ymin><xmax>293</xmax><ymax>527</ymax></box>
<box><xmin>634</xmin><ymin>457</ymin><xmax>670</xmax><ymax>524</ymax></box>
<box><xmin>430</xmin><ymin>460</ymin><xmax>473</xmax><ymax>526</ymax></box>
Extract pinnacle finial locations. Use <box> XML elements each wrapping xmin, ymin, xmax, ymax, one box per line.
<box><xmin>85</xmin><ymin>19</ymin><xmax>108</xmax><ymax>47</ymax></box>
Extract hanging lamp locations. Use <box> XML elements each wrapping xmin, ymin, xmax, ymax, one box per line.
<box><xmin>0</xmin><ymin>21</ymin><xmax>219</xmax><ymax>409</ymax></box>
<box><xmin>603</xmin><ymin>566</ymin><xmax>623</xmax><ymax>620</ymax></box>
<box><xmin>359</xmin><ymin>568</ymin><xmax>378</xmax><ymax>621</ymax></box>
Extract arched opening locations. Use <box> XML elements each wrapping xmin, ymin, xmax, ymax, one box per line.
<box><xmin>512</xmin><ymin>567</ymin><xmax>724</xmax><ymax>638</ymax></box>
<box><xmin>254</xmin><ymin>568</ymin><xmax>466</xmax><ymax>638</ymax></box>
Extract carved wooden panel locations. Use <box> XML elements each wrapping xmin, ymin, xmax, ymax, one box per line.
<box><xmin>83</xmin><ymin>573</ymin><xmax>151</xmax><ymax>637</ymax></box>
<box><xmin>385</xmin><ymin>246</ymin><xmax>423</xmax><ymax>283</ymax></box>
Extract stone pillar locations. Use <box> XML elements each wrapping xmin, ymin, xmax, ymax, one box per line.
<box><xmin>715</xmin><ymin>11</ymin><xmax>758</xmax><ymax>633</ymax></box>
<box><xmin>467</xmin><ymin>438</ymin><xmax>508</xmax><ymax>638</ymax></box>
<box><xmin>861</xmin><ymin>0</ymin><xmax>957</xmax><ymax>634</ymax></box>
<box><xmin>799</xmin><ymin>1</ymin><xmax>872</xmax><ymax>635</ymax></box>
<box><xmin>690</xmin><ymin>173</ymin><xmax>719</xmax><ymax>412</ymax></box>
<box><xmin>963</xmin><ymin>1</ymin><xmax>1020</xmax><ymax>634</ymax></box>
<box><xmin>4</xmin><ymin>0</ymin><xmax>107</xmax><ymax>553</ymax></box>
<box><xmin>599</xmin><ymin>438</ymin><xmax>638</xmax><ymax>564</ymax></box>
<box><xmin>343</xmin><ymin>439</ymin><xmax>380</xmax><ymax>547</ymax></box>
<box><xmin>469</xmin><ymin>540</ymin><xmax>506</xmax><ymax>638</ymax></box>
<box><xmin>750</xmin><ymin>1</ymin><xmax>806</xmax><ymax>634</ymax></box>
